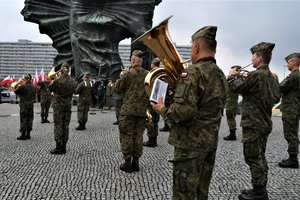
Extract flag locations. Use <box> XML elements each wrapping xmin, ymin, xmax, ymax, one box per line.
<box><xmin>38</xmin><ymin>68</ymin><xmax>44</xmax><ymax>82</ymax></box>
<box><xmin>0</xmin><ymin>75</ymin><xmax>13</xmax><ymax>86</ymax></box>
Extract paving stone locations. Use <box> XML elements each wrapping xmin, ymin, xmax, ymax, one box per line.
<box><xmin>0</xmin><ymin>103</ymin><xmax>299</xmax><ymax>199</ymax></box>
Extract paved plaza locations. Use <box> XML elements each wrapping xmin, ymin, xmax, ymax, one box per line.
<box><xmin>0</xmin><ymin>103</ymin><xmax>299</xmax><ymax>200</ymax></box>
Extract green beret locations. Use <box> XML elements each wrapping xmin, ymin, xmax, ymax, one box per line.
<box><xmin>231</xmin><ymin>65</ymin><xmax>241</xmax><ymax>70</ymax></box>
<box><xmin>151</xmin><ymin>57</ymin><xmax>160</xmax><ymax>66</ymax></box>
<box><xmin>132</xmin><ymin>50</ymin><xmax>143</xmax><ymax>58</ymax></box>
<box><xmin>191</xmin><ymin>26</ymin><xmax>217</xmax><ymax>41</ymax></box>
<box><xmin>285</xmin><ymin>53</ymin><xmax>300</xmax><ymax>62</ymax></box>
<box><xmin>250</xmin><ymin>42</ymin><xmax>275</xmax><ymax>54</ymax></box>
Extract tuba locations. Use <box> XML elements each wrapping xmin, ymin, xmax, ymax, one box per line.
<box><xmin>132</xmin><ymin>16</ymin><xmax>190</xmax><ymax>97</ymax></box>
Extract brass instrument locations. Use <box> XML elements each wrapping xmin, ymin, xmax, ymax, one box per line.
<box><xmin>48</xmin><ymin>68</ymin><xmax>64</xmax><ymax>80</ymax></box>
<box><xmin>237</xmin><ymin>63</ymin><xmax>252</xmax><ymax>77</ymax></box>
<box><xmin>11</xmin><ymin>76</ymin><xmax>31</xmax><ymax>89</ymax></box>
<box><xmin>132</xmin><ymin>16</ymin><xmax>190</xmax><ymax>97</ymax></box>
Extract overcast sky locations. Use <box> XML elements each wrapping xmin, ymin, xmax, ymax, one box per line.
<box><xmin>1</xmin><ymin>0</ymin><xmax>299</xmax><ymax>81</ymax></box>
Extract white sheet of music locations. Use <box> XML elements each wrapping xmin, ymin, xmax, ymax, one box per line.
<box><xmin>149</xmin><ymin>78</ymin><xmax>168</xmax><ymax>103</ymax></box>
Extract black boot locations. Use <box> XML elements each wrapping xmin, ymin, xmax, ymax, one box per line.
<box><xmin>113</xmin><ymin>121</ymin><xmax>119</xmax><ymax>125</ymax></box>
<box><xmin>44</xmin><ymin>117</ymin><xmax>50</xmax><ymax>123</ymax></box>
<box><xmin>143</xmin><ymin>137</ymin><xmax>157</xmax><ymax>147</ymax></box>
<box><xmin>238</xmin><ymin>185</ymin><xmax>268</xmax><ymax>200</ymax></box>
<box><xmin>278</xmin><ymin>154</ymin><xmax>299</xmax><ymax>168</ymax></box>
<box><xmin>17</xmin><ymin>132</ymin><xmax>27</xmax><ymax>140</ymax></box>
<box><xmin>224</xmin><ymin>129</ymin><xmax>237</xmax><ymax>140</ymax></box>
<box><xmin>41</xmin><ymin>117</ymin><xmax>45</xmax><ymax>123</ymax></box>
<box><xmin>26</xmin><ymin>130</ymin><xmax>31</xmax><ymax>140</ymax></box>
<box><xmin>61</xmin><ymin>141</ymin><xmax>67</xmax><ymax>154</ymax></box>
<box><xmin>120</xmin><ymin>158</ymin><xmax>133</xmax><ymax>173</ymax></box>
<box><xmin>159</xmin><ymin>126</ymin><xmax>170</xmax><ymax>132</ymax></box>
<box><xmin>75</xmin><ymin>123</ymin><xmax>86</xmax><ymax>131</ymax></box>
<box><xmin>50</xmin><ymin>142</ymin><xmax>64</xmax><ymax>154</ymax></box>
<box><xmin>132</xmin><ymin>157</ymin><xmax>140</xmax><ymax>172</ymax></box>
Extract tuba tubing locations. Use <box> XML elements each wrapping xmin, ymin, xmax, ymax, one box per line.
<box><xmin>132</xmin><ymin>16</ymin><xmax>190</xmax><ymax>96</ymax></box>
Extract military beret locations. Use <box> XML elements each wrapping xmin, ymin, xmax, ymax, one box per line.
<box><xmin>285</xmin><ymin>53</ymin><xmax>300</xmax><ymax>62</ymax></box>
<box><xmin>132</xmin><ymin>50</ymin><xmax>143</xmax><ymax>58</ymax></box>
<box><xmin>151</xmin><ymin>57</ymin><xmax>160</xmax><ymax>66</ymax></box>
<box><xmin>191</xmin><ymin>26</ymin><xmax>217</xmax><ymax>41</ymax></box>
<box><xmin>231</xmin><ymin>65</ymin><xmax>241</xmax><ymax>70</ymax></box>
<box><xmin>250</xmin><ymin>42</ymin><xmax>275</xmax><ymax>54</ymax></box>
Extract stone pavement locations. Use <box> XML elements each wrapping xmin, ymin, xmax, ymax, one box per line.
<box><xmin>0</xmin><ymin>103</ymin><xmax>299</xmax><ymax>200</ymax></box>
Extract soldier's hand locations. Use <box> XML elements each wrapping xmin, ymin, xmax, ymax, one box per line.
<box><xmin>150</xmin><ymin>97</ymin><xmax>165</xmax><ymax>115</ymax></box>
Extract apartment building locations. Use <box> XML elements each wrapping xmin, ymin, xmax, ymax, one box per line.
<box><xmin>0</xmin><ymin>39</ymin><xmax>190</xmax><ymax>80</ymax></box>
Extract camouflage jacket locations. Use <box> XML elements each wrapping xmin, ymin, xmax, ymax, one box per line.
<box><xmin>74</xmin><ymin>80</ymin><xmax>93</xmax><ymax>105</ymax></box>
<box><xmin>225</xmin><ymin>75</ymin><xmax>239</xmax><ymax>110</ymax></box>
<box><xmin>228</xmin><ymin>65</ymin><xmax>280</xmax><ymax>131</ymax></box>
<box><xmin>280</xmin><ymin>69</ymin><xmax>300</xmax><ymax>114</ymax></box>
<box><xmin>161</xmin><ymin>57</ymin><xmax>227</xmax><ymax>150</ymax></box>
<box><xmin>114</xmin><ymin>67</ymin><xmax>148</xmax><ymax>116</ymax></box>
<box><xmin>113</xmin><ymin>79</ymin><xmax>123</xmax><ymax>101</ymax></box>
<box><xmin>14</xmin><ymin>82</ymin><xmax>36</xmax><ymax>107</ymax></box>
<box><xmin>48</xmin><ymin>75</ymin><xmax>77</xmax><ymax>111</ymax></box>
<box><xmin>37</xmin><ymin>81</ymin><xmax>52</xmax><ymax>102</ymax></box>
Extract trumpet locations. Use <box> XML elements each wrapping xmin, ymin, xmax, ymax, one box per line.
<box><xmin>48</xmin><ymin>68</ymin><xmax>64</xmax><ymax>80</ymax></box>
<box><xmin>11</xmin><ymin>76</ymin><xmax>31</xmax><ymax>89</ymax></box>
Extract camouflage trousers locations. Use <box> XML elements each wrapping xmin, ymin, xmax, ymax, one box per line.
<box><xmin>282</xmin><ymin>112</ymin><xmax>300</xmax><ymax>155</ymax></box>
<box><xmin>53</xmin><ymin>108</ymin><xmax>72</xmax><ymax>144</ymax></box>
<box><xmin>77</xmin><ymin>103</ymin><xmax>90</xmax><ymax>124</ymax></box>
<box><xmin>119</xmin><ymin>115</ymin><xmax>146</xmax><ymax>160</ymax></box>
<box><xmin>19</xmin><ymin>105</ymin><xmax>34</xmax><ymax>133</ymax></box>
<box><xmin>146</xmin><ymin>109</ymin><xmax>160</xmax><ymax>138</ymax></box>
<box><xmin>225</xmin><ymin>109</ymin><xmax>237</xmax><ymax>130</ymax></box>
<box><xmin>242</xmin><ymin>127</ymin><xmax>270</xmax><ymax>187</ymax></box>
<box><xmin>40</xmin><ymin>100</ymin><xmax>51</xmax><ymax>118</ymax></box>
<box><xmin>115</xmin><ymin>99</ymin><xmax>122</xmax><ymax>122</ymax></box>
<box><xmin>171</xmin><ymin>147</ymin><xmax>217</xmax><ymax>200</ymax></box>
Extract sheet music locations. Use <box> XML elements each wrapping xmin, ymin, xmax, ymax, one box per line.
<box><xmin>149</xmin><ymin>78</ymin><xmax>168</xmax><ymax>103</ymax></box>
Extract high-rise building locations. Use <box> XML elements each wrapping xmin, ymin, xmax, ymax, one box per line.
<box><xmin>0</xmin><ymin>39</ymin><xmax>190</xmax><ymax>80</ymax></box>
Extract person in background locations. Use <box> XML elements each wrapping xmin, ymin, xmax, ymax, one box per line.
<box><xmin>278</xmin><ymin>53</ymin><xmax>300</xmax><ymax>169</ymax></box>
<box><xmin>97</xmin><ymin>80</ymin><xmax>105</xmax><ymax>110</ymax></box>
<box><xmin>105</xmin><ymin>79</ymin><xmax>114</xmax><ymax>110</ymax></box>
<box><xmin>48</xmin><ymin>62</ymin><xmax>77</xmax><ymax>154</ymax></box>
<box><xmin>151</xmin><ymin>26</ymin><xmax>227</xmax><ymax>199</ymax></box>
<box><xmin>37</xmin><ymin>77</ymin><xmax>52</xmax><ymax>123</ymax></box>
<box><xmin>114</xmin><ymin>50</ymin><xmax>149</xmax><ymax>173</ymax></box>
<box><xmin>228</xmin><ymin>42</ymin><xmax>280</xmax><ymax>200</ymax></box>
<box><xmin>14</xmin><ymin>74</ymin><xmax>36</xmax><ymax>140</ymax></box>
<box><xmin>144</xmin><ymin>57</ymin><xmax>161</xmax><ymax>147</ymax></box>
<box><xmin>223</xmin><ymin>65</ymin><xmax>241</xmax><ymax>141</ymax></box>
<box><xmin>74</xmin><ymin>72</ymin><xmax>93</xmax><ymax>131</ymax></box>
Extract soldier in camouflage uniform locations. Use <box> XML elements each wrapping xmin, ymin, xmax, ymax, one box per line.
<box><xmin>14</xmin><ymin>74</ymin><xmax>37</xmax><ymax>140</ymax></box>
<box><xmin>278</xmin><ymin>53</ymin><xmax>300</xmax><ymax>169</ymax></box>
<box><xmin>48</xmin><ymin>62</ymin><xmax>77</xmax><ymax>154</ymax></box>
<box><xmin>37</xmin><ymin>79</ymin><xmax>52</xmax><ymax>123</ymax></box>
<box><xmin>114</xmin><ymin>50</ymin><xmax>149</xmax><ymax>173</ymax></box>
<box><xmin>74</xmin><ymin>72</ymin><xmax>93</xmax><ymax>130</ymax></box>
<box><xmin>144</xmin><ymin>58</ymin><xmax>161</xmax><ymax>147</ymax></box>
<box><xmin>228</xmin><ymin>42</ymin><xmax>280</xmax><ymax>200</ymax></box>
<box><xmin>152</xmin><ymin>26</ymin><xmax>227</xmax><ymax>200</ymax></box>
<box><xmin>224</xmin><ymin>65</ymin><xmax>241</xmax><ymax>141</ymax></box>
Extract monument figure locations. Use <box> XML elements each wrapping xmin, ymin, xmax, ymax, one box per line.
<box><xmin>21</xmin><ymin>0</ymin><xmax>161</xmax><ymax>80</ymax></box>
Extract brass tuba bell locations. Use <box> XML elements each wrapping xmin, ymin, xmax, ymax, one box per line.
<box><xmin>132</xmin><ymin>16</ymin><xmax>190</xmax><ymax>97</ymax></box>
